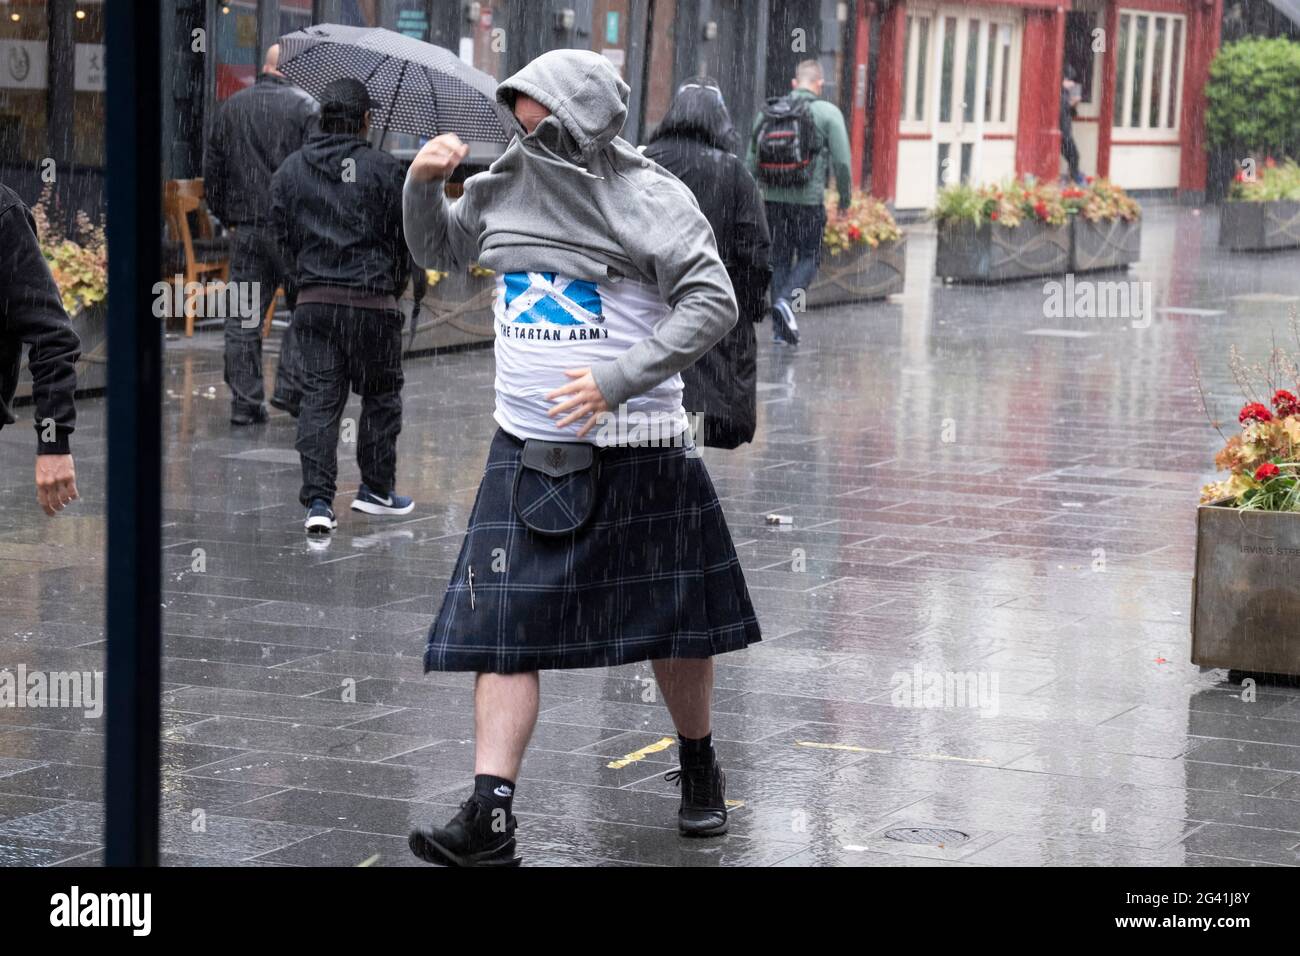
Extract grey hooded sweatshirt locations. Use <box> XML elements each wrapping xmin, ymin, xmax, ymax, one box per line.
<box><xmin>403</xmin><ymin>49</ymin><xmax>737</xmax><ymax>412</ymax></box>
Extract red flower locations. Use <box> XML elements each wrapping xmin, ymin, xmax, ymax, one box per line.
<box><xmin>1272</xmin><ymin>389</ymin><xmax>1299</xmax><ymax>417</ymax></box>
<box><xmin>1034</xmin><ymin>201</ymin><xmax>1049</xmax><ymax>220</ymax></box>
<box><xmin>1234</xmin><ymin>169</ymin><xmax>1247</xmax><ymax>183</ymax></box>
<box><xmin>1255</xmin><ymin>462</ymin><xmax>1280</xmax><ymax>481</ymax></box>
<box><xmin>989</xmin><ymin>210</ymin><xmax>999</xmax><ymax>221</ymax></box>
<box><xmin>1239</xmin><ymin>402</ymin><xmax>1273</xmax><ymax>424</ymax></box>
<box><xmin>847</xmin><ymin>225</ymin><xmax>862</xmax><ymax>241</ymax></box>
<box><xmin>1085</xmin><ymin>175</ymin><xmax>1095</xmax><ymax>184</ymax></box>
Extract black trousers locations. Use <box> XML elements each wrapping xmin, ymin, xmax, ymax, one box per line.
<box><xmin>1061</xmin><ymin>131</ymin><xmax>1083</xmax><ymax>184</ymax></box>
<box><xmin>294</xmin><ymin>303</ymin><xmax>404</xmax><ymax>507</ymax></box>
<box><xmin>224</xmin><ymin>225</ymin><xmax>302</xmax><ymax>415</ymax></box>
<box><xmin>766</xmin><ymin>201</ymin><xmax>826</xmax><ymax>307</ymax></box>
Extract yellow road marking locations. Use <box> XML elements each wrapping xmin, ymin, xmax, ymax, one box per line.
<box><xmin>796</xmin><ymin>741</ymin><xmax>892</xmax><ymax>754</ymax></box>
<box><xmin>607</xmin><ymin>736</ymin><xmax>677</xmax><ymax>769</ymax></box>
<box><xmin>357</xmin><ymin>854</ymin><xmax>380</xmax><ymax>867</ymax></box>
<box><xmin>918</xmin><ymin>753</ymin><xmax>994</xmax><ymax>764</ymax></box>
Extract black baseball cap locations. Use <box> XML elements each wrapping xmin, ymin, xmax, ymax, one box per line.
<box><xmin>319</xmin><ymin>77</ymin><xmax>372</xmax><ymax>124</ymax></box>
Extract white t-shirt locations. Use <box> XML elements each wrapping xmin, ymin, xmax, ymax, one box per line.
<box><xmin>492</xmin><ymin>271</ymin><xmax>690</xmax><ymax>447</ymax></box>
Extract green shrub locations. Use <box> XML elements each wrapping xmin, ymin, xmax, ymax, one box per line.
<box><xmin>1205</xmin><ymin>37</ymin><xmax>1300</xmax><ymax>157</ymax></box>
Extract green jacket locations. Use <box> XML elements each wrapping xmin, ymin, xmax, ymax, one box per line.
<box><xmin>746</xmin><ymin>89</ymin><xmax>853</xmax><ymax>211</ymax></box>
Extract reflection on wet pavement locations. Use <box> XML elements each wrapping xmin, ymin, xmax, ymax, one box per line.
<box><xmin>1</xmin><ymin>204</ymin><xmax>1298</xmax><ymax>866</ymax></box>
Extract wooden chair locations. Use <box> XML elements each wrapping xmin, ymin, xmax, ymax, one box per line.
<box><xmin>162</xmin><ymin>179</ymin><xmax>229</xmax><ymax>336</ymax></box>
<box><xmin>263</xmin><ymin>287</ymin><xmax>283</xmax><ymax>338</ymax></box>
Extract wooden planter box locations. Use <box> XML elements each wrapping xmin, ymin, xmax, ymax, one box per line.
<box><xmin>1070</xmin><ymin>217</ymin><xmax>1141</xmax><ymax>272</ymax></box>
<box><xmin>806</xmin><ymin>236</ymin><xmax>906</xmax><ymax>308</ymax></box>
<box><xmin>14</xmin><ymin>301</ymin><xmax>108</xmax><ymax>399</ymax></box>
<box><xmin>403</xmin><ymin>269</ymin><xmax>495</xmax><ymax>354</ymax></box>
<box><xmin>1219</xmin><ymin>200</ymin><xmax>1300</xmax><ymax>251</ymax></box>
<box><xmin>1191</xmin><ymin>500</ymin><xmax>1300</xmax><ymax>679</ymax></box>
<box><xmin>935</xmin><ymin>219</ymin><xmax>1069</xmax><ymax>282</ymax></box>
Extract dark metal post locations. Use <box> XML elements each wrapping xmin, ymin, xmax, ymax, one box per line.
<box><xmin>103</xmin><ymin>0</ymin><xmax>163</xmax><ymax>867</ymax></box>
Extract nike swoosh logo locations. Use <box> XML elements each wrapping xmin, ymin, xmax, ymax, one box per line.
<box><xmin>373</xmin><ymin>494</ymin><xmax>393</xmax><ymax>506</ymax></box>
<box><xmin>493</xmin><ymin>785</ymin><xmax>513</xmax><ymax>797</ymax></box>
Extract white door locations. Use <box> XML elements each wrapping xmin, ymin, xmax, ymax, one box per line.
<box><xmin>895</xmin><ymin>4</ymin><xmax>1021</xmax><ymax>209</ymax></box>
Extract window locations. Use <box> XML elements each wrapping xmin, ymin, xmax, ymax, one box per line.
<box><xmin>901</xmin><ymin>12</ymin><xmax>931</xmax><ymax>123</ymax></box>
<box><xmin>1114</xmin><ymin>9</ymin><xmax>1185</xmax><ymax>132</ymax></box>
<box><xmin>937</xmin><ymin>15</ymin><xmax>956</xmax><ymax>123</ymax></box>
<box><xmin>1064</xmin><ymin>11</ymin><xmax>1098</xmax><ymax>104</ymax></box>
<box><xmin>962</xmin><ymin>18</ymin><xmax>980</xmax><ymax>124</ymax></box>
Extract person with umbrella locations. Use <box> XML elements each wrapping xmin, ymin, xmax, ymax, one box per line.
<box><xmin>270</xmin><ymin>78</ymin><xmax>414</xmax><ymax>534</ymax></box>
<box><xmin>402</xmin><ymin>49</ymin><xmax>761</xmax><ymax>868</ymax></box>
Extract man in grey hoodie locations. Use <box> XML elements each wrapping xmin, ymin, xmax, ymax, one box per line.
<box><xmin>404</xmin><ymin>49</ymin><xmax>758</xmax><ymax>866</ymax></box>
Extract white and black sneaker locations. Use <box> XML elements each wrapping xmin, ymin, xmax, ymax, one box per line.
<box><xmin>772</xmin><ymin>299</ymin><xmax>800</xmax><ymax>346</ymax></box>
<box><xmin>351</xmin><ymin>483</ymin><xmax>414</xmax><ymax>517</ymax></box>
<box><xmin>304</xmin><ymin>499</ymin><xmax>337</xmax><ymax>534</ymax></box>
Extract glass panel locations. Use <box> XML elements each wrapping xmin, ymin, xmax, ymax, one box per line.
<box><xmin>960</xmin><ymin>141</ymin><xmax>973</xmax><ymax>182</ymax></box>
<box><xmin>984</xmin><ymin>25</ymin><xmax>997</xmax><ymax>122</ymax></box>
<box><xmin>214</xmin><ymin>1</ymin><xmax>260</xmax><ymax>102</ymax></box>
<box><xmin>937</xmin><ymin>141</ymin><xmax>951</xmax><ymax>187</ymax></box>
<box><xmin>938</xmin><ymin>16</ymin><xmax>956</xmax><ymax>123</ymax></box>
<box><xmin>963</xmin><ymin>18</ymin><xmax>980</xmax><ymax>123</ymax></box>
<box><xmin>914</xmin><ymin>18</ymin><xmax>930</xmax><ymax>122</ymax></box>
<box><xmin>1149</xmin><ymin>17</ymin><xmax>1166</xmax><ymax>129</ymax></box>
<box><xmin>1168</xmin><ymin>18</ymin><xmax>1184</xmax><ymax>129</ymax></box>
<box><xmin>1114</xmin><ymin>14</ymin><xmax>1129</xmax><ymax>127</ymax></box>
<box><xmin>902</xmin><ymin>15</ymin><xmax>914</xmax><ymax>120</ymax></box>
<box><xmin>1130</xmin><ymin>14</ymin><xmax>1148</xmax><ymax>128</ymax></box>
<box><xmin>998</xmin><ymin>27</ymin><xmax>1011</xmax><ymax>121</ymax></box>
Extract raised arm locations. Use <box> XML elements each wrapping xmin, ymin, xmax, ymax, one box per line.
<box><xmin>402</xmin><ymin>133</ymin><xmax>479</xmax><ymax>272</ymax></box>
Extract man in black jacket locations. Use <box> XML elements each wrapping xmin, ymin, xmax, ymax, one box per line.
<box><xmin>271</xmin><ymin>78</ymin><xmax>413</xmax><ymax>534</ymax></box>
<box><xmin>0</xmin><ymin>184</ymin><xmax>81</xmax><ymax>515</ymax></box>
<box><xmin>205</xmin><ymin>43</ymin><xmax>319</xmax><ymax>425</ymax></box>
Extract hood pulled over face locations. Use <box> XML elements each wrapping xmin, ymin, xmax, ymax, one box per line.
<box><xmin>496</xmin><ymin>49</ymin><xmax>629</xmax><ymax>165</ymax></box>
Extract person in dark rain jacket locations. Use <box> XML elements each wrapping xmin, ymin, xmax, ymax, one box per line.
<box><xmin>271</xmin><ymin>78</ymin><xmax>412</xmax><ymax>534</ymax></box>
<box><xmin>0</xmin><ymin>184</ymin><xmax>81</xmax><ymax>515</ymax></box>
<box><xmin>644</xmin><ymin>79</ymin><xmax>771</xmax><ymax>448</ymax></box>
<box><xmin>204</xmin><ymin>43</ymin><xmax>319</xmax><ymax>425</ymax></box>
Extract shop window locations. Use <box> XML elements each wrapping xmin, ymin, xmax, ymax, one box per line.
<box><xmin>1113</xmin><ymin>9</ymin><xmax>1185</xmax><ymax>131</ymax></box>
<box><xmin>214</xmin><ymin>1</ymin><xmax>260</xmax><ymax>102</ymax></box>
<box><xmin>0</xmin><ymin>0</ymin><xmax>48</xmax><ymax>166</ymax></box>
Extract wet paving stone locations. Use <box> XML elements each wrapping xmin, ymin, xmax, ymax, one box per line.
<box><xmin>4</xmin><ymin>205</ymin><xmax>1300</xmax><ymax>864</ymax></box>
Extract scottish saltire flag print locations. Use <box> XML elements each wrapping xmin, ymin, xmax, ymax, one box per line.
<box><xmin>503</xmin><ymin>272</ymin><xmax>604</xmax><ymax>327</ymax></box>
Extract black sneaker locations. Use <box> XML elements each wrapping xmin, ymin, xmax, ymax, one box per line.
<box><xmin>270</xmin><ymin>395</ymin><xmax>300</xmax><ymax>418</ymax></box>
<box><xmin>665</xmin><ymin>758</ymin><xmax>728</xmax><ymax>837</ymax></box>
<box><xmin>231</xmin><ymin>405</ymin><xmax>269</xmax><ymax>426</ymax></box>
<box><xmin>304</xmin><ymin>499</ymin><xmax>337</xmax><ymax>534</ymax></box>
<box><xmin>408</xmin><ymin>798</ymin><xmax>521</xmax><ymax>867</ymax></box>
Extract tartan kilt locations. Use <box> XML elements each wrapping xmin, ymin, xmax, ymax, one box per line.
<box><xmin>424</xmin><ymin>428</ymin><xmax>762</xmax><ymax>673</ymax></box>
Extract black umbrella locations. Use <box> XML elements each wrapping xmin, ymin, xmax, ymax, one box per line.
<box><xmin>277</xmin><ymin>24</ymin><xmax>511</xmax><ymax>144</ymax></box>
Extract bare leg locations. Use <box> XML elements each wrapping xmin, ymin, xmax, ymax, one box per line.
<box><xmin>651</xmin><ymin>657</ymin><xmax>713</xmax><ymax>739</ymax></box>
<box><xmin>473</xmin><ymin>671</ymin><xmax>539</xmax><ymax>780</ymax></box>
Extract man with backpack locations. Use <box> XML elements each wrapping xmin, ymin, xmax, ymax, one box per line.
<box><xmin>747</xmin><ymin>59</ymin><xmax>852</xmax><ymax>347</ymax></box>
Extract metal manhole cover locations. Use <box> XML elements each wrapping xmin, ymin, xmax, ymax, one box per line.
<box><xmin>884</xmin><ymin>827</ymin><xmax>969</xmax><ymax>845</ymax></box>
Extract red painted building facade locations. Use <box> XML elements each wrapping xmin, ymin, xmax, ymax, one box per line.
<box><xmin>856</xmin><ymin>0</ymin><xmax>1224</xmax><ymax>209</ymax></box>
